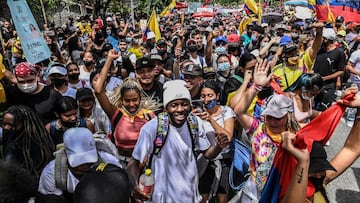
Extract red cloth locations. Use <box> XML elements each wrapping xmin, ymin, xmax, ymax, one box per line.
<box><xmin>14</xmin><ymin>62</ymin><xmax>37</xmax><ymax>77</ymax></box>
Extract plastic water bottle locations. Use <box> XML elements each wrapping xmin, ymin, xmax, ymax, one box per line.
<box><xmin>347</xmin><ymin>107</ymin><xmax>356</xmax><ymax>121</ymax></box>
<box><xmin>138</xmin><ymin>169</ymin><xmax>154</xmax><ymax>202</ymax></box>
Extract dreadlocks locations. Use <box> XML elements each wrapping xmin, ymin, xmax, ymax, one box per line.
<box><xmin>287</xmin><ymin>112</ymin><xmax>301</xmax><ymax>133</ymax></box>
<box><xmin>4</xmin><ymin>105</ymin><xmax>55</xmax><ymax>178</ymax></box>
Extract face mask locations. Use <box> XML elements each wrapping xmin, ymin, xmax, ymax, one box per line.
<box><xmin>106</xmin><ymin>30</ymin><xmax>112</xmax><ymax>35</ymax></box>
<box><xmin>251</xmin><ymin>35</ymin><xmax>257</xmax><ymax>42</ymax></box>
<box><xmin>126</xmin><ymin>37</ymin><xmax>132</xmax><ymax>43</ymax></box>
<box><xmin>61</xmin><ymin>120</ymin><xmax>77</xmax><ymax>128</ymax></box>
<box><xmin>260</xmin><ymin>42</ymin><xmax>268</xmax><ymax>48</ymax></box>
<box><xmin>17</xmin><ymin>82</ymin><xmax>37</xmax><ymax>94</ymax></box>
<box><xmin>301</xmin><ymin>88</ymin><xmax>314</xmax><ymax>100</ymax></box>
<box><xmin>68</xmin><ymin>73</ymin><xmax>80</xmax><ymax>80</ymax></box>
<box><xmin>51</xmin><ymin>78</ymin><xmax>66</xmax><ymax>87</ymax></box>
<box><xmin>188</xmin><ymin>45</ymin><xmax>197</xmax><ymax>52</ymax></box>
<box><xmin>83</xmin><ymin>60</ymin><xmax>93</xmax><ymax>67</ymax></box>
<box><xmin>218</xmin><ymin>61</ymin><xmax>230</xmax><ymax>71</ymax></box>
<box><xmin>286</xmin><ymin>56</ymin><xmax>299</xmax><ymax>66</ymax></box>
<box><xmin>157</xmin><ymin>49</ymin><xmax>166</xmax><ymax>56</ymax></box>
<box><xmin>134</xmin><ymin>39</ymin><xmax>142</xmax><ymax>44</ymax></box>
<box><xmin>215</xmin><ymin>46</ymin><xmax>227</xmax><ymax>55</ymax></box>
<box><xmin>205</xmin><ymin>99</ymin><xmax>217</xmax><ymax>109</ymax></box>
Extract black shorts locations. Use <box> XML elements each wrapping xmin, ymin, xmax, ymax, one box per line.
<box><xmin>198</xmin><ymin>158</ymin><xmax>231</xmax><ymax>194</ymax></box>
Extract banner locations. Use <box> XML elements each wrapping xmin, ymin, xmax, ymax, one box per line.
<box><xmin>7</xmin><ymin>0</ymin><xmax>51</xmax><ymax>64</ymax></box>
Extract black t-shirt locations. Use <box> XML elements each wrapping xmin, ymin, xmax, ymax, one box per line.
<box><xmin>164</xmin><ymin>56</ymin><xmax>174</xmax><ymax>72</ymax></box>
<box><xmin>313</xmin><ymin>47</ymin><xmax>346</xmax><ymax>85</ymax></box>
<box><xmin>143</xmin><ymin>80</ymin><xmax>163</xmax><ymax>104</ymax></box>
<box><xmin>197</xmin><ymin>44</ymin><xmax>205</xmax><ymax>57</ymax></box>
<box><xmin>5</xmin><ymin>85</ymin><xmax>62</xmax><ymax>124</ymax></box>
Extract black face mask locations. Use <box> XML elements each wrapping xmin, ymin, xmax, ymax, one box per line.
<box><xmin>51</xmin><ymin>78</ymin><xmax>67</xmax><ymax>87</ymax></box>
<box><xmin>2</xmin><ymin>129</ymin><xmax>15</xmax><ymax>142</ymax></box>
<box><xmin>61</xmin><ymin>120</ymin><xmax>77</xmax><ymax>128</ymax></box>
<box><xmin>157</xmin><ymin>49</ymin><xmax>166</xmax><ymax>56</ymax></box>
<box><xmin>83</xmin><ymin>60</ymin><xmax>93</xmax><ymax>67</ymax></box>
<box><xmin>68</xmin><ymin>73</ymin><xmax>80</xmax><ymax>81</ymax></box>
<box><xmin>188</xmin><ymin>45</ymin><xmax>197</xmax><ymax>52</ymax></box>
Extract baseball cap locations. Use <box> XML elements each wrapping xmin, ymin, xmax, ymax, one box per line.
<box><xmin>282</xmin><ymin>43</ymin><xmax>298</xmax><ymax>54</ymax></box>
<box><xmin>309</xmin><ymin>142</ymin><xmax>337</xmax><ymax>174</ymax></box>
<box><xmin>253</xmin><ymin>25</ymin><xmax>264</xmax><ymax>34</ymax></box>
<box><xmin>337</xmin><ymin>30</ymin><xmax>346</xmax><ymax>37</ymax></box>
<box><xmin>76</xmin><ymin>87</ymin><xmax>95</xmax><ymax>101</ymax></box>
<box><xmin>322</xmin><ymin>28</ymin><xmax>336</xmax><ymax>40</ymax></box>
<box><xmin>279</xmin><ymin>35</ymin><xmax>293</xmax><ymax>46</ymax></box>
<box><xmin>215</xmin><ymin>36</ymin><xmax>227</xmax><ymax>44</ymax></box>
<box><xmin>275</xmin><ymin>24</ymin><xmax>288</xmax><ymax>31</ymax></box>
<box><xmin>48</xmin><ymin>65</ymin><xmax>67</xmax><ymax>76</ymax></box>
<box><xmin>147</xmin><ymin>32</ymin><xmax>156</xmax><ymax>39</ymax></box>
<box><xmin>262</xmin><ymin>94</ymin><xmax>293</xmax><ymax>118</ymax></box>
<box><xmin>183</xmin><ymin>64</ymin><xmax>203</xmax><ymax>77</ymax></box>
<box><xmin>227</xmin><ymin>34</ymin><xmax>240</xmax><ymax>47</ymax></box>
<box><xmin>186</xmin><ymin>38</ymin><xmax>197</xmax><ymax>46</ymax></box>
<box><xmin>203</xmin><ymin>66</ymin><xmax>216</xmax><ymax>78</ymax></box>
<box><xmin>156</xmin><ymin>39</ymin><xmax>167</xmax><ymax>46</ymax></box>
<box><xmin>150</xmin><ymin>54</ymin><xmax>163</xmax><ymax>63</ymax></box>
<box><xmin>102</xmin><ymin>43</ymin><xmax>113</xmax><ymax>52</ymax></box>
<box><xmin>106</xmin><ymin>17</ymin><xmax>112</xmax><ymax>22</ymax></box>
<box><xmin>64</xmin><ymin>127</ymin><xmax>98</xmax><ymax>168</ymax></box>
<box><xmin>135</xmin><ymin>57</ymin><xmax>155</xmax><ymax>69</ymax></box>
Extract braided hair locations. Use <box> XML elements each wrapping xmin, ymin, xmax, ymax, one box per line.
<box><xmin>4</xmin><ymin>105</ymin><xmax>55</xmax><ymax>177</ymax></box>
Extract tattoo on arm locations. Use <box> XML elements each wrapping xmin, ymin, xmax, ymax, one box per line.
<box><xmin>297</xmin><ymin>168</ymin><xmax>304</xmax><ymax>183</ymax></box>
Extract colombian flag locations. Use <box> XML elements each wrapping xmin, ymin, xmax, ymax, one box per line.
<box><xmin>244</xmin><ymin>0</ymin><xmax>259</xmax><ymax>15</ymax></box>
<box><xmin>159</xmin><ymin>0</ymin><xmax>176</xmax><ymax>18</ymax></box>
<box><xmin>309</xmin><ymin>0</ymin><xmax>335</xmax><ymax>23</ymax></box>
<box><xmin>259</xmin><ymin>93</ymin><xmax>355</xmax><ymax>202</ymax></box>
<box><xmin>142</xmin><ymin>10</ymin><xmax>162</xmax><ymax>42</ymax></box>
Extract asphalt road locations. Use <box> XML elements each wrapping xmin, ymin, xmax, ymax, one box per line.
<box><xmin>326</xmin><ymin>119</ymin><xmax>360</xmax><ymax>203</ymax></box>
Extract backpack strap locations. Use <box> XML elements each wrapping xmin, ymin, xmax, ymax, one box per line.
<box><xmin>54</xmin><ymin>149</ymin><xmax>68</xmax><ymax>191</ymax></box>
<box><xmin>50</xmin><ymin>120</ymin><xmax>57</xmax><ymax>137</ymax></box>
<box><xmin>78</xmin><ymin>118</ymin><xmax>87</xmax><ymax>127</ymax></box>
<box><xmin>153</xmin><ymin>112</ymin><xmax>170</xmax><ymax>155</ymax></box>
<box><xmin>110</xmin><ymin>109</ymin><xmax>123</xmax><ymax>143</ymax></box>
<box><xmin>186</xmin><ymin>113</ymin><xmax>200</xmax><ymax>153</ymax></box>
<box><xmin>199</xmin><ymin>56</ymin><xmax>204</xmax><ymax>69</ymax></box>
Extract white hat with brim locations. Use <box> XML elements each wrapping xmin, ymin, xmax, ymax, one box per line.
<box><xmin>262</xmin><ymin>94</ymin><xmax>293</xmax><ymax>118</ymax></box>
<box><xmin>64</xmin><ymin>128</ymin><xmax>98</xmax><ymax>168</ymax></box>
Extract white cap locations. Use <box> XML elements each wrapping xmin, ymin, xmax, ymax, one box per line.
<box><xmin>322</xmin><ymin>28</ymin><xmax>336</xmax><ymax>40</ymax></box>
<box><xmin>163</xmin><ymin>80</ymin><xmax>191</xmax><ymax>108</ymax></box>
<box><xmin>106</xmin><ymin>17</ymin><xmax>112</xmax><ymax>22</ymax></box>
<box><xmin>48</xmin><ymin>65</ymin><xmax>67</xmax><ymax>76</ymax></box>
<box><xmin>64</xmin><ymin>128</ymin><xmax>98</xmax><ymax>168</ymax></box>
<box><xmin>147</xmin><ymin>32</ymin><xmax>156</xmax><ymax>39</ymax></box>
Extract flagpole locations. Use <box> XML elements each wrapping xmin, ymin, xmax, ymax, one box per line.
<box><xmin>39</xmin><ymin>0</ymin><xmax>47</xmax><ymax>24</ymax></box>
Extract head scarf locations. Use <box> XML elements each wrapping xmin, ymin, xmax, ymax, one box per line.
<box><xmin>14</xmin><ymin>62</ymin><xmax>38</xmax><ymax>77</ymax></box>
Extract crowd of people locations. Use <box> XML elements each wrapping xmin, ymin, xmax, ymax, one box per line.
<box><xmin>0</xmin><ymin>5</ymin><xmax>360</xmax><ymax>203</ymax></box>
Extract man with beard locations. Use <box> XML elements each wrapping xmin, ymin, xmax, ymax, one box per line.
<box><xmin>47</xmin><ymin>63</ymin><xmax>77</xmax><ymax>98</ymax></box>
<box><xmin>135</xmin><ymin>57</ymin><xmax>163</xmax><ymax>104</ymax></box>
<box><xmin>313</xmin><ymin>28</ymin><xmax>346</xmax><ymax>111</ymax></box>
<box><xmin>156</xmin><ymin>39</ymin><xmax>174</xmax><ymax>79</ymax></box>
<box><xmin>38</xmin><ymin>128</ymin><xmax>121</xmax><ymax>202</ymax></box>
<box><xmin>117</xmin><ymin>38</ymin><xmax>136</xmax><ymax>68</ymax></box>
<box><xmin>128</xmin><ymin>80</ymin><xmax>229</xmax><ymax>203</ymax></box>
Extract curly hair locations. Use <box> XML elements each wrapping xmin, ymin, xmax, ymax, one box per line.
<box><xmin>4</xmin><ymin>105</ymin><xmax>55</xmax><ymax>178</ymax></box>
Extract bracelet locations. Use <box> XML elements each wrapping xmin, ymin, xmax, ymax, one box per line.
<box><xmin>252</xmin><ymin>83</ymin><xmax>263</xmax><ymax>91</ymax></box>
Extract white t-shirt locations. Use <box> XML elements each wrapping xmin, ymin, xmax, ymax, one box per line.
<box><xmin>203</xmin><ymin>105</ymin><xmax>236</xmax><ymax>159</ymax></box>
<box><xmin>38</xmin><ymin>151</ymin><xmax>121</xmax><ymax>196</ymax></box>
<box><xmin>79</xmin><ymin>65</ymin><xmax>92</xmax><ymax>83</ymax></box>
<box><xmin>132</xmin><ymin>116</ymin><xmax>210</xmax><ymax>203</ymax></box>
<box><xmin>189</xmin><ymin>54</ymin><xmax>207</xmax><ymax>69</ymax></box>
<box><xmin>349</xmin><ymin>50</ymin><xmax>360</xmax><ymax>84</ymax></box>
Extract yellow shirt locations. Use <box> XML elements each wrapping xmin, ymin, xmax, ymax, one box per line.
<box><xmin>0</xmin><ymin>53</ymin><xmax>6</xmax><ymax>102</ymax></box>
<box><xmin>128</xmin><ymin>47</ymin><xmax>143</xmax><ymax>59</ymax></box>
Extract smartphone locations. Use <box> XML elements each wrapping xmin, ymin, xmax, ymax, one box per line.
<box><xmin>192</xmin><ymin>100</ymin><xmax>204</xmax><ymax>113</ymax></box>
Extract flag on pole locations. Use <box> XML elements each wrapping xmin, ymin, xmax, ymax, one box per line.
<box><xmin>160</xmin><ymin>0</ymin><xmax>177</xmax><ymax>18</ymax></box>
<box><xmin>238</xmin><ymin>16</ymin><xmax>254</xmax><ymax>35</ymax></box>
<box><xmin>244</xmin><ymin>0</ymin><xmax>259</xmax><ymax>15</ymax></box>
<box><xmin>310</xmin><ymin>0</ymin><xmax>336</xmax><ymax>22</ymax></box>
<box><xmin>258</xmin><ymin>0</ymin><xmax>263</xmax><ymax>25</ymax></box>
<box><xmin>142</xmin><ymin>10</ymin><xmax>162</xmax><ymax>42</ymax></box>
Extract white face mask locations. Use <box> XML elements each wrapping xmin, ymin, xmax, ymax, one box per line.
<box><xmin>17</xmin><ymin>82</ymin><xmax>37</xmax><ymax>94</ymax></box>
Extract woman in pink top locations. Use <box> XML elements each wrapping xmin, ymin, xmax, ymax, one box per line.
<box><xmin>93</xmin><ymin>50</ymin><xmax>159</xmax><ymax>166</ymax></box>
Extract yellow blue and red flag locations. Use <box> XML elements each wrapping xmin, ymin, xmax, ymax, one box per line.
<box><xmin>142</xmin><ymin>10</ymin><xmax>162</xmax><ymax>42</ymax></box>
<box><xmin>244</xmin><ymin>0</ymin><xmax>259</xmax><ymax>15</ymax></box>
<box><xmin>160</xmin><ymin>0</ymin><xmax>177</xmax><ymax>18</ymax></box>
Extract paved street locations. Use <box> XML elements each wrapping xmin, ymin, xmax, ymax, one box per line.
<box><xmin>326</xmin><ymin>119</ymin><xmax>360</xmax><ymax>203</ymax></box>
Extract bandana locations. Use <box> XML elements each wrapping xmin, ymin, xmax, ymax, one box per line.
<box><xmin>14</xmin><ymin>62</ymin><xmax>37</xmax><ymax>77</ymax></box>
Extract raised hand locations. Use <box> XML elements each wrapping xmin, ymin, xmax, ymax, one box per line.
<box><xmin>107</xmin><ymin>49</ymin><xmax>120</xmax><ymax>61</ymax></box>
<box><xmin>253</xmin><ymin>59</ymin><xmax>273</xmax><ymax>87</ymax></box>
<box><xmin>281</xmin><ymin>131</ymin><xmax>309</xmax><ymax>163</ymax></box>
